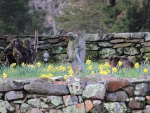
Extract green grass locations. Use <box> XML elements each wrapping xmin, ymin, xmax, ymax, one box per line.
<box><xmin>0</xmin><ymin>61</ymin><xmax>149</xmax><ymax>79</ymax></box>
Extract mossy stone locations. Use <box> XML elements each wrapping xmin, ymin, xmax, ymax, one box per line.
<box><xmin>124</xmin><ymin>47</ymin><xmax>140</xmax><ymax>55</ymax></box>
<box><xmin>100</xmin><ymin>48</ymin><xmax>116</xmax><ymax>58</ymax></box>
<box><xmin>140</xmin><ymin>47</ymin><xmax>150</xmax><ymax>53</ymax></box>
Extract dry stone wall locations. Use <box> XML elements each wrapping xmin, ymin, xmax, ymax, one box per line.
<box><xmin>1</xmin><ymin>32</ymin><xmax>150</xmax><ymax>63</ymax></box>
<box><xmin>1</xmin><ymin>75</ymin><xmax>150</xmax><ymax>113</ymax></box>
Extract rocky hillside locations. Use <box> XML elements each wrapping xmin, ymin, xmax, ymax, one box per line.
<box><xmin>29</xmin><ymin>0</ymin><xmax>115</xmax><ymax>35</ymax></box>
<box><xmin>29</xmin><ymin>0</ymin><xmax>67</xmax><ymax>35</ymax></box>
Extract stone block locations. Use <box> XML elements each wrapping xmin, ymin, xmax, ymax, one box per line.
<box><xmin>68</xmin><ymin>82</ymin><xmax>83</xmax><ymax>95</ymax></box>
<box><xmin>82</xmin><ymin>83</ymin><xmax>106</xmax><ymax>100</ymax></box>
<box><xmin>128</xmin><ymin>97</ymin><xmax>145</xmax><ymax>109</ymax></box>
<box><xmin>24</xmin><ymin>82</ymin><xmax>69</xmax><ymax>95</ymax></box>
<box><xmin>63</xmin><ymin>95</ymin><xmax>73</xmax><ymax>106</ymax></box>
<box><xmin>106</xmin><ymin>91</ymin><xmax>129</xmax><ymax>102</ymax></box>
<box><xmin>105</xmin><ymin>79</ymin><xmax>130</xmax><ymax>92</ymax></box>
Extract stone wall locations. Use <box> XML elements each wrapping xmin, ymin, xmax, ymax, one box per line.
<box><xmin>1</xmin><ymin>32</ymin><xmax>150</xmax><ymax>63</ymax></box>
<box><xmin>0</xmin><ymin>75</ymin><xmax>150</xmax><ymax>113</ymax></box>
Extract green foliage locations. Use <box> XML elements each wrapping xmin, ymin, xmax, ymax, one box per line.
<box><xmin>25</xmin><ymin>7</ymin><xmax>45</xmax><ymax>34</ymax></box>
<box><xmin>100</xmin><ymin>0</ymin><xmax>150</xmax><ymax>32</ymax></box>
<box><xmin>0</xmin><ymin>0</ymin><xmax>45</xmax><ymax>35</ymax></box>
<box><xmin>54</xmin><ymin>0</ymin><xmax>106</xmax><ymax>33</ymax></box>
<box><xmin>55</xmin><ymin>0</ymin><xmax>150</xmax><ymax>33</ymax></box>
<box><xmin>0</xmin><ymin>0</ymin><xmax>30</xmax><ymax>34</ymax></box>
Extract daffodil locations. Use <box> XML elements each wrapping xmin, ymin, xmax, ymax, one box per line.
<box><xmin>21</xmin><ymin>62</ymin><xmax>25</xmax><ymax>67</ymax></box>
<box><xmin>99</xmin><ymin>71</ymin><xmax>108</xmax><ymax>75</ymax></box>
<box><xmin>41</xmin><ymin>74</ymin><xmax>47</xmax><ymax>78</ymax></box>
<box><xmin>64</xmin><ymin>75</ymin><xmax>68</xmax><ymax>79</ymax></box>
<box><xmin>55</xmin><ymin>67</ymin><xmax>59</xmax><ymax>71</ymax></box>
<box><xmin>52</xmin><ymin>68</ymin><xmax>56</xmax><ymax>73</ymax></box>
<box><xmin>91</xmin><ymin>71</ymin><xmax>94</xmax><ymax>75</ymax></box>
<box><xmin>99</xmin><ymin>65</ymin><xmax>103</xmax><ymax>70</ymax></box>
<box><xmin>47</xmin><ymin>65</ymin><xmax>53</xmax><ymax>70</ymax></box>
<box><xmin>143</xmin><ymin>68</ymin><xmax>148</xmax><ymax>73</ymax></box>
<box><xmin>10</xmin><ymin>63</ymin><xmax>16</xmax><ymax>68</ymax></box>
<box><xmin>118</xmin><ymin>61</ymin><xmax>123</xmax><ymax>67</ymax></box>
<box><xmin>86</xmin><ymin>59</ymin><xmax>91</xmax><ymax>65</ymax></box>
<box><xmin>146</xmin><ymin>58</ymin><xmax>149</xmax><ymax>62</ymax></box>
<box><xmin>67</xmin><ymin>66</ymin><xmax>72</xmax><ymax>69</ymax></box>
<box><xmin>59</xmin><ymin>65</ymin><xmax>66</xmax><ymax>71</ymax></box>
<box><xmin>106</xmin><ymin>69</ymin><xmax>111</xmax><ymax>74</ymax></box>
<box><xmin>62</xmin><ymin>67</ymin><xmax>66</xmax><ymax>71</ymax></box>
<box><xmin>48</xmin><ymin>73</ymin><xmax>53</xmax><ymax>77</ymax></box>
<box><xmin>104</xmin><ymin>62</ymin><xmax>110</xmax><ymax>68</ymax></box>
<box><xmin>112</xmin><ymin>67</ymin><xmax>117</xmax><ymax>73</ymax></box>
<box><xmin>59</xmin><ymin>65</ymin><xmax>63</xmax><ymax>70</ymax></box>
<box><xmin>68</xmin><ymin>69</ymin><xmax>74</xmax><ymax>75</ymax></box>
<box><xmin>36</xmin><ymin>62</ymin><xmax>41</xmax><ymax>67</ymax></box>
<box><xmin>88</xmin><ymin>65</ymin><xmax>92</xmax><ymax>70</ymax></box>
<box><xmin>2</xmin><ymin>72</ymin><xmax>8</xmax><ymax>78</ymax></box>
<box><xmin>28</xmin><ymin>64</ymin><xmax>34</xmax><ymax>69</ymax></box>
<box><xmin>69</xmin><ymin>74</ymin><xmax>73</xmax><ymax>77</ymax></box>
<box><xmin>134</xmin><ymin>62</ymin><xmax>139</xmax><ymax>68</ymax></box>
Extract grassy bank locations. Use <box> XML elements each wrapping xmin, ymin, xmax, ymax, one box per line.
<box><xmin>0</xmin><ymin>59</ymin><xmax>149</xmax><ymax>79</ymax></box>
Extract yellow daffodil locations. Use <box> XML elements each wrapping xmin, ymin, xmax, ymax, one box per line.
<box><xmin>118</xmin><ymin>61</ymin><xmax>123</xmax><ymax>67</ymax></box>
<box><xmin>67</xmin><ymin>66</ymin><xmax>72</xmax><ymax>69</ymax></box>
<box><xmin>47</xmin><ymin>65</ymin><xmax>53</xmax><ymax>70</ymax></box>
<box><xmin>31</xmin><ymin>65</ymin><xmax>34</xmax><ymax>69</ymax></box>
<box><xmin>64</xmin><ymin>75</ymin><xmax>68</xmax><ymax>79</ymax></box>
<box><xmin>48</xmin><ymin>73</ymin><xmax>53</xmax><ymax>77</ymax></box>
<box><xmin>52</xmin><ymin>68</ymin><xmax>55</xmax><ymax>73</ymax></box>
<box><xmin>143</xmin><ymin>68</ymin><xmax>148</xmax><ymax>73</ymax></box>
<box><xmin>55</xmin><ymin>67</ymin><xmax>59</xmax><ymax>71</ymax></box>
<box><xmin>112</xmin><ymin>67</ymin><xmax>117</xmax><ymax>73</ymax></box>
<box><xmin>59</xmin><ymin>66</ymin><xmax>66</xmax><ymax>71</ymax></box>
<box><xmin>69</xmin><ymin>74</ymin><xmax>73</xmax><ymax>77</ymax></box>
<box><xmin>36</xmin><ymin>62</ymin><xmax>41</xmax><ymax>67</ymax></box>
<box><xmin>59</xmin><ymin>65</ymin><xmax>63</xmax><ymax>70</ymax></box>
<box><xmin>146</xmin><ymin>58</ymin><xmax>149</xmax><ymax>62</ymax></box>
<box><xmin>99</xmin><ymin>65</ymin><xmax>103</xmax><ymax>70</ymax></box>
<box><xmin>2</xmin><ymin>72</ymin><xmax>8</xmax><ymax>78</ymax></box>
<box><xmin>41</xmin><ymin>74</ymin><xmax>47</xmax><ymax>78</ymax></box>
<box><xmin>91</xmin><ymin>71</ymin><xmax>94</xmax><ymax>75</ymax></box>
<box><xmin>99</xmin><ymin>71</ymin><xmax>108</xmax><ymax>75</ymax></box>
<box><xmin>104</xmin><ymin>62</ymin><xmax>110</xmax><ymax>68</ymax></box>
<box><xmin>68</xmin><ymin>69</ymin><xmax>74</xmax><ymax>75</ymax></box>
<box><xmin>86</xmin><ymin>59</ymin><xmax>91</xmax><ymax>65</ymax></box>
<box><xmin>134</xmin><ymin>62</ymin><xmax>139</xmax><ymax>68</ymax></box>
<box><xmin>21</xmin><ymin>62</ymin><xmax>25</xmax><ymax>67</ymax></box>
<box><xmin>62</xmin><ymin>67</ymin><xmax>66</xmax><ymax>72</ymax></box>
<box><xmin>106</xmin><ymin>69</ymin><xmax>111</xmax><ymax>74</ymax></box>
<box><xmin>88</xmin><ymin>65</ymin><xmax>92</xmax><ymax>70</ymax></box>
<box><xmin>28</xmin><ymin>64</ymin><xmax>34</xmax><ymax>69</ymax></box>
<box><xmin>10</xmin><ymin>63</ymin><xmax>16</xmax><ymax>68</ymax></box>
